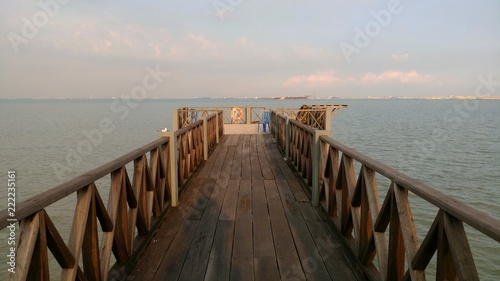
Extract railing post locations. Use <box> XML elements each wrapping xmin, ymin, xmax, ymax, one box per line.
<box><xmin>215</xmin><ymin>112</ymin><xmax>220</xmax><ymax>144</ymax></box>
<box><xmin>285</xmin><ymin>116</ymin><xmax>290</xmax><ymax>159</ymax></box>
<box><xmin>159</xmin><ymin>131</ymin><xmax>178</xmax><ymax>207</ymax></box>
<box><xmin>324</xmin><ymin>107</ymin><xmax>333</xmax><ymax>131</ymax></box>
<box><xmin>246</xmin><ymin>106</ymin><xmax>251</xmax><ymax>124</ymax></box>
<box><xmin>172</xmin><ymin>109</ymin><xmax>179</xmax><ymax>131</ymax></box>
<box><xmin>201</xmin><ymin>117</ymin><xmax>208</xmax><ymax>160</ymax></box>
<box><xmin>312</xmin><ymin>130</ymin><xmax>329</xmax><ymax>206</ymax></box>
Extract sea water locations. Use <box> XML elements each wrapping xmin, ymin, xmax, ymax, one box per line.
<box><xmin>0</xmin><ymin>99</ymin><xmax>499</xmax><ymax>279</ymax></box>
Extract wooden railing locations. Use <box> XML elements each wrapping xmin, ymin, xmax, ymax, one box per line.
<box><xmin>0</xmin><ymin>113</ymin><xmax>223</xmax><ymax>281</ymax></box>
<box><xmin>178</xmin><ymin>105</ymin><xmax>347</xmax><ymax>129</ymax></box>
<box><xmin>270</xmin><ymin>111</ymin><xmax>287</xmax><ymax>153</ymax></box>
<box><xmin>177</xmin><ymin>107</ymin><xmax>266</xmax><ymax>126</ymax></box>
<box><xmin>280</xmin><ymin>116</ymin><xmax>500</xmax><ymax>281</ymax></box>
<box><xmin>273</xmin><ymin>105</ymin><xmax>347</xmax><ymax>130</ymax></box>
<box><xmin>174</xmin><ymin>120</ymin><xmax>204</xmax><ymax>188</ymax></box>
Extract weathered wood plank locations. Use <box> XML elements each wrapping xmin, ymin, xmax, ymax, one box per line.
<box><xmin>300</xmin><ymin>203</ymin><xmax>366</xmax><ymax>281</ymax></box>
<box><xmin>263</xmin><ymin>180</ymin><xmax>305</xmax><ymax>280</ymax></box>
<box><xmin>231</xmin><ymin>179</ymin><xmax>254</xmax><ymax>281</ymax></box>
<box><xmin>250</xmin><ymin>135</ymin><xmax>263</xmax><ymax>179</ymax></box>
<box><xmin>219</xmin><ymin>179</ymin><xmax>240</xmax><ymax>221</ymax></box>
<box><xmin>231</xmin><ymin>137</ymin><xmax>242</xmax><ymax>179</ymax></box>
<box><xmin>28</xmin><ymin>210</ymin><xmax>49</xmax><ymax>281</ymax></box>
<box><xmin>275</xmin><ymin>180</ymin><xmax>332</xmax><ymax>280</ymax></box>
<box><xmin>198</xmin><ymin>136</ymin><xmax>227</xmax><ymax>179</ymax></box>
<box><xmin>252</xmin><ymin>180</ymin><xmax>275</xmax><ymax>258</ymax></box>
<box><xmin>233</xmin><ymin>180</ymin><xmax>253</xmax><ymax>258</ymax></box>
<box><xmin>204</xmin><ymin>220</ymin><xmax>235</xmax><ymax>281</ymax></box>
<box><xmin>256</xmin><ymin>135</ymin><xmax>274</xmax><ymax>180</ymax></box>
<box><xmin>254</xmin><ymin>257</ymin><xmax>280</xmax><ymax>281</ymax></box>
<box><xmin>62</xmin><ymin>185</ymin><xmax>93</xmax><ymax>280</ymax></box>
<box><xmin>287</xmin><ymin>179</ymin><xmax>309</xmax><ymax>202</ymax></box>
<box><xmin>178</xmin><ymin>179</ymin><xmax>227</xmax><ymax>281</ymax></box>
<box><xmin>153</xmin><ymin>220</ymin><xmax>200</xmax><ymax>281</ymax></box>
<box><xmin>184</xmin><ymin>178</ymin><xmax>217</xmax><ymax>220</ymax></box>
<box><xmin>128</xmin><ymin>178</ymin><xmax>206</xmax><ymax>280</ymax></box>
<box><xmin>220</xmin><ymin>146</ymin><xmax>235</xmax><ymax>181</ymax></box>
<box><xmin>210</xmin><ymin>146</ymin><xmax>229</xmax><ymax>179</ymax></box>
<box><xmin>241</xmin><ymin>135</ymin><xmax>252</xmax><ymax>180</ymax></box>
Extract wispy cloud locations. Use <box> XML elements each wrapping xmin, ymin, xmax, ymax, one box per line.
<box><xmin>362</xmin><ymin>70</ymin><xmax>433</xmax><ymax>84</ymax></box>
<box><xmin>391</xmin><ymin>53</ymin><xmax>409</xmax><ymax>62</ymax></box>
<box><xmin>283</xmin><ymin>70</ymin><xmax>340</xmax><ymax>87</ymax></box>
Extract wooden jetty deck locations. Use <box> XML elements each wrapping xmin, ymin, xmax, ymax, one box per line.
<box><xmin>3</xmin><ymin>106</ymin><xmax>500</xmax><ymax>281</ymax></box>
<box><xmin>129</xmin><ymin>134</ymin><xmax>366</xmax><ymax>280</ymax></box>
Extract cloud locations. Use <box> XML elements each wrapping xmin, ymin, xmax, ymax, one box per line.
<box><xmin>362</xmin><ymin>70</ymin><xmax>433</xmax><ymax>84</ymax></box>
<box><xmin>283</xmin><ymin>70</ymin><xmax>340</xmax><ymax>87</ymax></box>
<box><xmin>236</xmin><ymin>36</ymin><xmax>247</xmax><ymax>46</ymax></box>
<box><xmin>391</xmin><ymin>53</ymin><xmax>409</xmax><ymax>62</ymax></box>
<box><xmin>185</xmin><ymin>32</ymin><xmax>217</xmax><ymax>50</ymax></box>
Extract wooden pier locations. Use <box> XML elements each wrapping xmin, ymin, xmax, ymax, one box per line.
<box><xmin>2</xmin><ymin>105</ymin><xmax>500</xmax><ymax>281</ymax></box>
<box><xmin>129</xmin><ymin>134</ymin><xmax>366</xmax><ymax>280</ymax></box>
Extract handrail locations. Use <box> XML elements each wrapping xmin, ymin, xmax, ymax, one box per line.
<box><xmin>178</xmin><ymin>105</ymin><xmax>347</xmax><ymax>129</ymax></box>
<box><xmin>319</xmin><ymin>136</ymin><xmax>500</xmax><ymax>243</ymax></box>
<box><xmin>280</xmin><ymin>116</ymin><xmax>500</xmax><ymax>280</ymax></box>
<box><xmin>0</xmin><ymin>137</ymin><xmax>169</xmax><ymax>230</ymax></box>
<box><xmin>1</xmin><ymin>113</ymin><xmax>218</xmax><ymax>280</ymax></box>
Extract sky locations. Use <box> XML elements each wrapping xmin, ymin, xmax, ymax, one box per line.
<box><xmin>1</xmin><ymin>0</ymin><xmax>499</xmax><ymax>99</ymax></box>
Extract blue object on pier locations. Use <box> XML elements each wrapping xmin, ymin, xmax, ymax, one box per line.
<box><xmin>258</xmin><ymin>111</ymin><xmax>271</xmax><ymax>132</ymax></box>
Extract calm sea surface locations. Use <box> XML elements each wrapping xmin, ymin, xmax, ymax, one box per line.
<box><xmin>0</xmin><ymin>99</ymin><xmax>499</xmax><ymax>279</ymax></box>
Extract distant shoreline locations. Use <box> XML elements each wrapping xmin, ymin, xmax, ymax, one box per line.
<box><xmin>1</xmin><ymin>96</ymin><xmax>500</xmax><ymax>101</ymax></box>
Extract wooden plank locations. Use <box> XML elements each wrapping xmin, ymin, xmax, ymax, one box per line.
<box><xmin>128</xmin><ymin>177</ymin><xmax>206</xmax><ymax>280</ymax></box>
<box><xmin>62</xmin><ymin>185</ymin><xmax>93</xmax><ymax>281</ymax></box>
<box><xmin>275</xmin><ymin>180</ymin><xmax>332</xmax><ymax>280</ymax></box>
<box><xmin>178</xmin><ymin>179</ymin><xmax>227</xmax><ymax>281</ymax></box>
<box><xmin>210</xmin><ymin>146</ymin><xmax>229</xmax><ymax>179</ymax></box>
<box><xmin>256</xmin><ymin>134</ymin><xmax>274</xmax><ymax>180</ymax></box>
<box><xmin>233</xmin><ymin>180</ymin><xmax>253</xmax><ymax>258</ymax></box>
<box><xmin>184</xmin><ymin>178</ymin><xmax>217</xmax><ymax>220</ymax></box>
<box><xmin>287</xmin><ymin>179</ymin><xmax>309</xmax><ymax>202</ymax></box>
<box><xmin>230</xmin><ymin>258</ymin><xmax>254</xmax><ymax>281</ymax></box>
<box><xmin>198</xmin><ymin>136</ymin><xmax>226</xmax><ymax>178</ymax></box>
<box><xmin>300</xmin><ymin>203</ymin><xmax>365</xmax><ymax>281</ymax></box>
<box><xmin>219</xmin><ymin>146</ymin><xmax>235</xmax><ymax>181</ymax></box>
<box><xmin>230</xmin><ymin>134</ymin><xmax>240</xmax><ymax>146</ymax></box>
<box><xmin>224</xmin><ymin>134</ymin><xmax>239</xmax><ymax>147</ymax></box>
<box><xmin>6</xmin><ymin>213</ymin><xmax>39</xmax><ymax>281</ymax></box>
<box><xmin>261</xmin><ymin>134</ymin><xmax>285</xmax><ymax>180</ymax></box>
<box><xmin>231</xmin><ymin>179</ymin><xmax>253</xmax><ymax>280</ymax></box>
<box><xmin>204</xmin><ymin>220</ymin><xmax>235</xmax><ymax>281</ymax></box>
<box><xmin>153</xmin><ymin>220</ymin><xmax>200</xmax><ymax>281</ymax></box>
<box><xmin>263</xmin><ymin>180</ymin><xmax>305</xmax><ymax>280</ymax></box>
<box><xmin>219</xmin><ymin>179</ymin><xmax>240</xmax><ymax>221</ymax></box>
<box><xmin>82</xmin><ymin>192</ymin><xmax>101</xmax><ymax>281</ymax></box>
<box><xmin>254</xmin><ymin>257</ymin><xmax>280</xmax><ymax>281</ymax></box>
<box><xmin>44</xmin><ymin>211</ymin><xmax>75</xmax><ymax>268</ymax></box>
<box><xmin>393</xmin><ymin>184</ymin><xmax>426</xmax><ymax>281</ymax></box>
<box><xmin>241</xmin><ymin>135</ymin><xmax>252</xmax><ymax>180</ymax></box>
<box><xmin>231</xmin><ymin>137</ymin><xmax>242</xmax><ymax>180</ymax></box>
<box><xmin>442</xmin><ymin>212</ymin><xmax>480</xmax><ymax>281</ymax></box>
<box><xmin>250</xmin><ymin>135</ymin><xmax>263</xmax><ymax>179</ymax></box>
<box><xmin>252</xmin><ymin>180</ymin><xmax>275</xmax><ymax>258</ymax></box>
<box><xmin>28</xmin><ymin>210</ymin><xmax>49</xmax><ymax>281</ymax></box>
